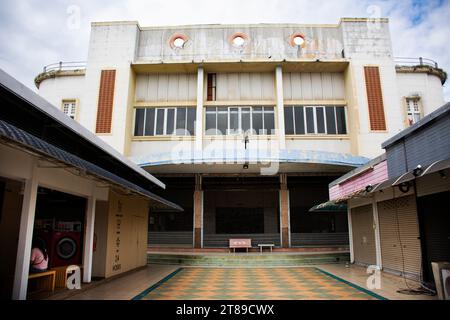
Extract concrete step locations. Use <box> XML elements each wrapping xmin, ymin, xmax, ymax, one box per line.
<box><xmin>147</xmin><ymin>252</ymin><xmax>350</xmax><ymax>267</ymax></box>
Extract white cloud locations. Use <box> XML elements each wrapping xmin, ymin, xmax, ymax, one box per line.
<box><xmin>0</xmin><ymin>0</ymin><xmax>449</xmax><ymax>100</ymax></box>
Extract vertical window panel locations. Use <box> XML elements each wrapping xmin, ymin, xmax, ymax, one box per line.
<box><xmin>305</xmin><ymin>107</ymin><xmax>315</xmax><ymax>134</ymax></box>
<box><xmin>316</xmin><ymin>107</ymin><xmax>325</xmax><ymax>134</ymax></box>
<box><xmin>252</xmin><ymin>107</ymin><xmax>263</xmax><ymax>135</ymax></box>
<box><xmin>325</xmin><ymin>106</ymin><xmax>337</xmax><ymax>135</ymax></box>
<box><xmin>166</xmin><ymin>108</ymin><xmax>175</xmax><ymax>135</ymax></box>
<box><xmin>229</xmin><ymin>108</ymin><xmax>239</xmax><ymax>134</ymax></box>
<box><xmin>156</xmin><ymin>109</ymin><xmax>165</xmax><ymax>135</ymax></box>
<box><xmin>263</xmin><ymin>108</ymin><xmax>275</xmax><ymax>135</ymax></box>
<box><xmin>336</xmin><ymin>107</ymin><xmax>347</xmax><ymax>134</ymax></box>
<box><xmin>294</xmin><ymin>106</ymin><xmax>305</xmax><ymax>135</ymax></box>
<box><xmin>205</xmin><ymin>107</ymin><xmax>217</xmax><ymax>135</ymax></box>
<box><xmin>217</xmin><ymin>107</ymin><xmax>228</xmax><ymax>135</ymax></box>
<box><xmin>176</xmin><ymin>107</ymin><xmax>187</xmax><ymax>135</ymax></box>
<box><xmin>134</xmin><ymin>108</ymin><xmax>145</xmax><ymax>136</ymax></box>
<box><xmin>284</xmin><ymin>106</ymin><xmax>294</xmax><ymax>135</ymax></box>
<box><xmin>144</xmin><ymin>108</ymin><xmax>155</xmax><ymax>136</ymax></box>
<box><xmin>186</xmin><ymin>108</ymin><xmax>196</xmax><ymax>136</ymax></box>
<box><xmin>241</xmin><ymin>107</ymin><xmax>251</xmax><ymax>134</ymax></box>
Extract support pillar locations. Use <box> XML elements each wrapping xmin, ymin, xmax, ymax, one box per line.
<box><xmin>347</xmin><ymin>207</ymin><xmax>355</xmax><ymax>263</ymax></box>
<box><xmin>195</xmin><ymin>67</ymin><xmax>204</xmax><ymax>151</ymax></box>
<box><xmin>83</xmin><ymin>187</ymin><xmax>96</xmax><ymax>283</ymax></box>
<box><xmin>12</xmin><ymin>162</ymin><xmax>38</xmax><ymax>300</ymax></box>
<box><xmin>193</xmin><ymin>175</ymin><xmax>203</xmax><ymax>249</ymax></box>
<box><xmin>372</xmin><ymin>198</ymin><xmax>383</xmax><ymax>269</ymax></box>
<box><xmin>275</xmin><ymin>65</ymin><xmax>286</xmax><ymax>149</ymax></box>
<box><xmin>279</xmin><ymin>174</ymin><xmax>290</xmax><ymax>248</ymax></box>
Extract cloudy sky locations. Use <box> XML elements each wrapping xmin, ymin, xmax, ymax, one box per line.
<box><xmin>0</xmin><ymin>0</ymin><xmax>449</xmax><ymax>100</ymax></box>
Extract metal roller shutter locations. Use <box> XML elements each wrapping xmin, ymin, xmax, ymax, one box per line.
<box><xmin>378</xmin><ymin>195</ymin><xmax>421</xmax><ymax>279</ymax></box>
<box><xmin>351</xmin><ymin>205</ymin><xmax>376</xmax><ymax>266</ymax></box>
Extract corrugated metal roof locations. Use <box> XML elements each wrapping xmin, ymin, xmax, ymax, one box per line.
<box><xmin>0</xmin><ymin>68</ymin><xmax>165</xmax><ymax>189</ymax></box>
<box><xmin>0</xmin><ymin>120</ymin><xmax>183</xmax><ymax>212</ymax></box>
<box><xmin>382</xmin><ymin>102</ymin><xmax>450</xmax><ymax>149</ymax></box>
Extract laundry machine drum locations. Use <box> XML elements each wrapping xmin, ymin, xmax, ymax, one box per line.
<box><xmin>56</xmin><ymin>237</ymin><xmax>77</xmax><ymax>260</ymax></box>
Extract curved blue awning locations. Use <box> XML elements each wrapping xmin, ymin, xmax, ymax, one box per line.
<box><xmin>133</xmin><ymin>149</ymin><xmax>370</xmax><ymax>168</ymax></box>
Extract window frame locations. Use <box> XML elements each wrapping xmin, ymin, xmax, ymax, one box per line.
<box><xmin>284</xmin><ymin>105</ymin><xmax>348</xmax><ymax>136</ymax></box>
<box><xmin>405</xmin><ymin>98</ymin><xmax>422</xmax><ymax>126</ymax></box>
<box><xmin>205</xmin><ymin>106</ymin><xmax>275</xmax><ymax>136</ymax></box>
<box><xmin>62</xmin><ymin>99</ymin><xmax>77</xmax><ymax>120</ymax></box>
<box><xmin>133</xmin><ymin>106</ymin><xmax>196</xmax><ymax>138</ymax></box>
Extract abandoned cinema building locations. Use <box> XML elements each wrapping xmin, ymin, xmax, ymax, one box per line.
<box><xmin>2</xmin><ymin>17</ymin><xmax>446</xmax><ymax>298</ymax></box>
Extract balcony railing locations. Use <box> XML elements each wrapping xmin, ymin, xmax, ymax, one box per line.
<box><xmin>42</xmin><ymin>61</ymin><xmax>86</xmax><ymax>73</ymax></box>
<box><xmin>394</xmin><ymin>57</ymin><xmax>440</xmax><ymax>69</ymax></box>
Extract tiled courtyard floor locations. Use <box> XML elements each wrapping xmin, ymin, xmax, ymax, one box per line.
<box><xmin>133</xmin><ymin>267</ymin><xmax>384</xmax><ymax>300</ymax></box>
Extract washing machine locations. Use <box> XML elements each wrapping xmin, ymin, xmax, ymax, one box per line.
<box><xmin>50</xmin><ymin>231</ymin><xmax>83</xmax><ymax>267</ymax></box>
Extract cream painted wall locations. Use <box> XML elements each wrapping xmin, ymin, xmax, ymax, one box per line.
<box><xmin>92</xmin><ymin>200</ymin><xmax>109</xmax><ymax>278</ymax></box>
<box><xmin>396</xmin><ymin>73</ymin><xmax>445</xmax><ymax>117</ymax></box>
<box><xmin>135</xmin><ymin>73</ymin><xmax>197</xmax><ymax>102</ymax></box>
<box><xmin>38</xmin><ymin>75</ymin><xmax>85</xmax><ymax>119</ymax></box>
<box><xmin>215</xmin><ymin>73</ymin><xmax>275</xmax><ymax>101</ymax></box>
<box><xmin>104</xmin><ymin>190</ymin><xmax>149</xmax><ymax>278</ymax></box>
<box><xmin>283</xmin><ymin>72</ymin><xmax>345</xmax><ymax>101</ymax></box>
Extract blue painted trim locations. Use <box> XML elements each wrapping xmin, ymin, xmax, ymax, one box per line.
<box><xmin>132</xmin><ymin>268</ymin><xmax>183</xmax><ymax>300</ymax></box>
<box><xmin>315</xmin><ymin>267</ymin><xmax>388</xmax><ymax>300</ymax></box>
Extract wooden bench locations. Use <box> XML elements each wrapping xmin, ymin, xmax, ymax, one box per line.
<box><xmin>28</xmin><ymin>270</ymin><xmax>56</xmax><ymax>293</ymax></box>
<box><xmin>229</xmin><ymin>239</ymin><xmax>252</xmax><ymax>253</ymax></box>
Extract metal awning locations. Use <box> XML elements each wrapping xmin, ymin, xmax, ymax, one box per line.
<box><xmin>309</xmin><ymin>201</ymin><xmax>347</xmax><ymax>213</ymax></box>
<box><xmin>368</xmin><ymin>157</ymin><xmax>450</xmax><ymax>194</ymax></box>
<box><xmin>0</xmin><ymin>120</ymin><xmax>183</xmax><ymax>211</ymax></box>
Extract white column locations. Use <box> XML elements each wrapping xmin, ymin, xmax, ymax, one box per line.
<box><xmin>275</xmin><ymin>66</ymin><xmax>286</xmax><ymax>149</ymax></box>
<box><xmin>347</xmin><ymin>207</ymin><xmax>355</xmax><ymax>264</ymax></box>
<box><xmin>83</xmin><ymin>190</ymin><xmax>96</xmax><ymax>283</ymax></box>
<box><xmin>372</xmin><ymin>198</ymin><xmax>383</xmax><ymax>270</ymax></box>
<box><xmin>12</xmin><ymin>162</ymin><xmax>38</xmax><ymax>300</ymax></box>
<box><xmin>195</xmin><ymin>67</ymin><xmax>204</xmax><ymax>151</ymax></box>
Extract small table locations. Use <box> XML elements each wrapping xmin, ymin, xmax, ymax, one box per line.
<box><xmin>258</xmin><ymin>244</ymin><xmax>275</xmax><ymax>254</ymax></box>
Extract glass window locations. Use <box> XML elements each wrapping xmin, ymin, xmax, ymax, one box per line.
<box><xmin>406</xmin><ymin>98</ymin><xmax>421</xmax><ymax>126</ymax></box>
<box><xmin>241</xmin><ymin>107</ymin><xmax>251</xmax><ymax>134</ymax></box>
<box><xmin>325</xmin><ymin>107</ymin><xmax>337</xmax><ymax>135</ymax></box>
<box><xmin>284</xmin><ymin>107</ymin><xmax>294</xmax><ymax>135</ymax></box>
<box><xmin>166</xmin><ymin>108</ymin><xmax>175</xmax><ymax>135</ymax></box>
<box><xmin>316</xmin><ymin>107</ymin><xmax>325</xmax><ymax>134</ymax></box>
<box><xmin>294</xmin><ymin>106</ymin><xmax>305</xmax><ymax>135</ymax></box>
<box><xmin>336</xmin><ymin>107</ymin><xmax>347</xmax><ymax>134</ymax></box>
<box><xmin>305</xmin><ymin>107</ymin><xmax>315</xmax><ymax>134</ymax></box>
<box><xmin>156</xmin><ymin>109</ymin><xmax>165</xmax><ymax>135</ymax></box>
<box><xmin>252</xmin><ymin>107</ymin><xmax>263</xmax><ymax>135</ymax></box>
<box><xmin>134</xmin><ymin>108</ymin><xmax>145</xmax><ymax>136</ymax></box>
<box><xmin>63</xmin><ymin>101</ymin><xmax>77</xmax><ymax>119</ymax></box>
<box><xmin>176</xmin><ymin>107</ymin><xmax>187</xmax><ymax>135</ymax></box>
<box><xmin>206</xmin><ymin>107</ymin><xmax>217</xmax><ymax>134</ymax></box>
<box><xmin>186</xmin><ymin>108</ymin><xmax>196</xmax><ymax>136</ymax></box>
<box><xmin>229</xmin><ymin>107</ymin><xmax>239</xmax><ymax>134</ymax></box>
<box><xmin>217</xmin><ymin>107</ymin><xmax>228</xmax><ymax>135</ymax></box>
<box><xmin>144</xmin><ymin>108</ymin><xmax>155</xmax><ymax>136</ymax></box>
<box><xmin>263</xmin><ymin>107</ymin><xmax>275</xmax><ymax>135</ymax></box>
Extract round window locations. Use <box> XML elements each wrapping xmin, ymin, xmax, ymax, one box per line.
<box><xmin>293</xmin><ymin>36</ymin><xmax>305</xmax><ymax>46</ymax></box>
<box><xmin>173</xmin><ymin>37</ymin><xmax>186</xmax><ymax>48</ymax></box>
<box><xmin>232</xmin><ymin>36</ymin><xmax>245</xmax><ymax>47</ymax></box>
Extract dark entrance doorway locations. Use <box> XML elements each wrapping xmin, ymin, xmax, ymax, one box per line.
<box><xmin>417</xmin><ymin>190</ymin><xmax>450</xmax><ymax>285</ymax></box>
